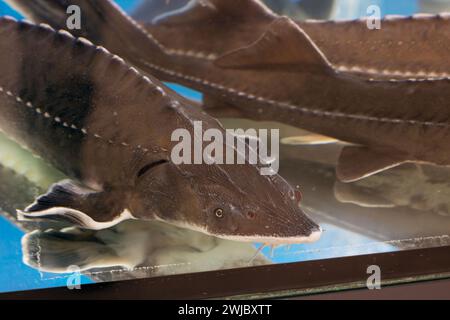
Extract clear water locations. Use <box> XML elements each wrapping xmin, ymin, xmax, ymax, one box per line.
<box><xmin>1</xmin><ymin>0</ymin><xmax>450</xmax><ymax>294</ymax></box>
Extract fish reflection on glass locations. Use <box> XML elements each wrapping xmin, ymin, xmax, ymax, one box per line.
<box><xmin>278</xmin><ymin>144</ymin><xmax>450</xmax><ymax>245</ymax></box>
<box><xmin>21</xmin><ymin>221</ymin><xmax>269</xmax><ymax>278</ymax></box>
<box><xmin>335</xmin><ymin>163</ymin><xmax>450</xmax><ymax>216</ymax></box>
<box><xmin>0</xmin><ymin>164</ymin><xmax>42</xmax><ymax>229</ymax></box>
<box><xmin>0</xmin><ymin>16</ymin><xmax>321</xmax><ymax>244</ymax></box>
<box><xmin>14</xmin><ymin>0</ymin><xmax>450</xmax><ymax>183</ymax></box>
<box><xmin>278</xmin><ymin>133</ymin><xmax>450</xmax><ymax>217</ymax></box>
<box><xmin>0</xmin><ymin>133</ymin><xmax>64</xmax><ymax>190</ymax></box>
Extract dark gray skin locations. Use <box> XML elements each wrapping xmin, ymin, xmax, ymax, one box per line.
<box><xmin>144</xmin><ymin>0</ymin><xmax>450</xmax><ymax>79</ymax></box>
<box><xmin>9</xmin><ymin>0</ymin><xmax>450</xmax><ymax>183</ymax></box>
<box><xmin>14</xmin><ymin>0</ymin><xmax>450</xmax><ymax>79</ymax></box>
<box><xmin>200</xmin><ymin>18</ymin><xmax>450</xmax><ymax>182</ymax></box>
<box><xmin>0</xmin><ymin>17</ymin><xmax>321</xmax><ymax>244</ymax></box>
<box><xmin>9</xmin><ymin>0</ymin><xmax>450</xmax><ymax>77</ymax></box>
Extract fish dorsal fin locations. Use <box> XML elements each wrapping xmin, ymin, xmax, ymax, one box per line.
<box><xmin>214</xmin><ymin>17</ymin><xmax>332</xmax><ymax>72</ymax></box>
<box><xmin>336</xmin><ymin>146</ymin><xmax>409</xmax><ymax>182</ymax></box>
<box><xmin>152</xmin><ymin>0</ymin><xmax>276</xmax><ymax>25</ymax></box>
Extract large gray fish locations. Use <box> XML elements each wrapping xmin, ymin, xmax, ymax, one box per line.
<box><xmin>9</xmin><ymin>0</ymin><xmax>450</xmax><ymax>77</ymax></box>
<box><xmin>144</xmin><ymin>0</ymin><xmax>450</xmax><ymax>78</ymax></box>
<box><xmin>0</xmin><ymin>17</ymin><xmax>321</xmax><ymax>244</ymax></box>
<box><xmin>10</xmin><ymin>0</ymin><xmax>450</xmax><ymax>183</ymax></box>
<box><xmin>10</xmin><ymin>0</ymin><xmax>450</xmax><ymax>78</ymax></box>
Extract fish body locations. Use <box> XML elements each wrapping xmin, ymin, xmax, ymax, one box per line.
<box><xmin>12</xmin><ymin>0</ymin><xmax>450</xmax><ymax>77</ymax></box>
<box><xmin>0</xmin><ymin>16</ymin><xmax>204</xmax><ymax>225</ymax></box>
<box><xmin>0</xmin><ymin>17</ymin><xmax>321</xmax><ymax>244</ymax></box>
<box><xmin>140</xmin><ymin>2</ymin><xmax>450</xmax><ymax>182</ymax></box>
<box><xmin>144</xmin><ymin>0</ymin><xmax>450</xmax><ymax>78</ymax></box>
<box><xmin>146</xmin><ymin>4</ymin><xmax>450</xmax><ymax>181</ymax></box>
<box><xmin>9</xmin><ymin>0</ymin><xmax>450</xmax><ymax>181</ymax></box>
<box><xmin>0</xmin><ymin>19</ymin><xmax>176</xmax><ymax>190</ymax></box>
<box><xmin>9</xmin><ymin>0</ymin><xmax>450</xmax><ymax>77</ymax></box>
<box><xmin>199</xmin><ymin>18</ymin><xmax>450</xmax><ymax>182</ymax></box>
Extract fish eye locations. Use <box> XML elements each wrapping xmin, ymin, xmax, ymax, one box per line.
<box><xmin>214</xmin><ymin>208</ymin><xmax>224</xmax><ymax>218</ymax></box>
<box><xmin>246</xmin><ymin>211</ymin><xmax>256</xmax><ymax>220</ymax></box>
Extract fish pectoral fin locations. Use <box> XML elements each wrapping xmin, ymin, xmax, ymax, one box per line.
<box><xmin>18</xmin><ymin>180</ymin><xmax>131</xmax><ymax>230</ymax></box>
<box><xmin>336</xmin><ymin>146</ymin><xmax>409</xmax><ymax>183</ymax></box>
<box><xmin>152</xmin><ymin>0</ymin><xmax>275</xmax><ymax>26</ymax></box>
<box><xmin>214</xmin><ymin>17</ymin><xmax>332</xmax><ymax>73</ymax></box>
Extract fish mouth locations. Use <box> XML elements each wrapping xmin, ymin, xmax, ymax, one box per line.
<box><xmin>215</xmin><ymin>227</ymin><xmax>322</xmax><ymax>245</ymax></box>
<box><xmin>156</xmin><ymin>217</ymin><xmax>322</xmax><ymax>245</ymax></box>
